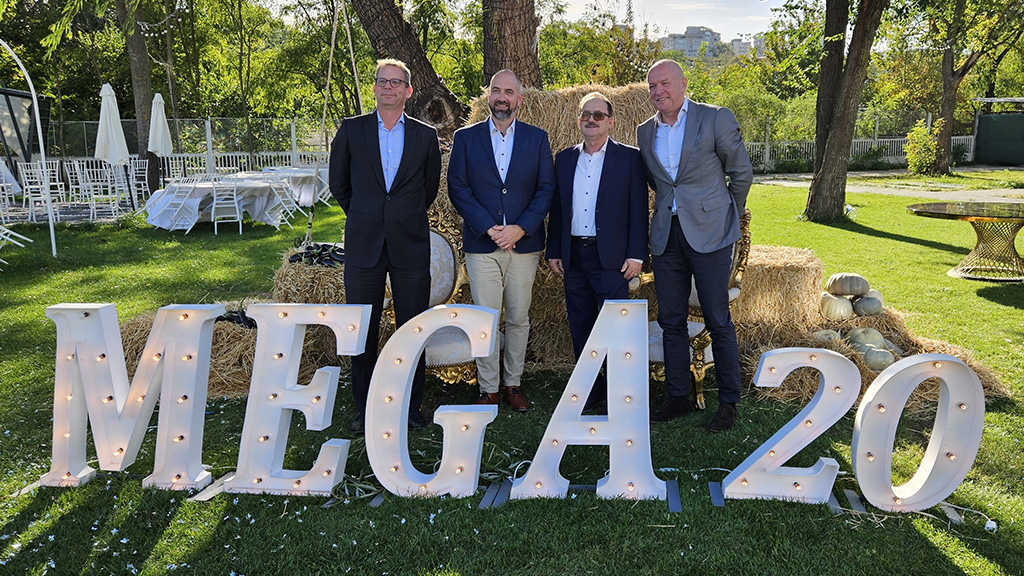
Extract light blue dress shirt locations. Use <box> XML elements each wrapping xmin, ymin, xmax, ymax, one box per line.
<box><xmin>653</xmin><ymin>98</ymin><xmax>689</xmax><ymax>213</ymax></box>
<box><xmin>378</xmin><ymin>111</ymin><xmax>406</xmax><ymax>192</ymax></box>
<box><xmin>570</xmin><ymin>139</ymin><xmax>607</xmax><ymax>236</ymax></box>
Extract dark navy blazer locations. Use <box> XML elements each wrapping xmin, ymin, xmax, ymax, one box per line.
<box><xmin>546</xmin><ymin>139</ymin><xmax>649</xmax><ymax>270</ymax></box>
<box><xmin>447</xmin><ymin>120</ymin><xmax>555</xmax><ymax>254</ymax></box>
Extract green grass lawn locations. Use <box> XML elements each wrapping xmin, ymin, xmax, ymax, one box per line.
<box><xmin>846</xmin><ymin>168</ymin><xmax>1024</xmax><ymax>190</ymax></box>
<box><xmin>1</xmin><ymin>187</ymin><xmax>1022</xmax><ymax>575</ymax></box>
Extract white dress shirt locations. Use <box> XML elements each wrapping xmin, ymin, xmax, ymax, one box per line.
<box><xmin>570</xmin><ymin>139</ymin><xmax>608</xmax><ymax>237</ymax></box>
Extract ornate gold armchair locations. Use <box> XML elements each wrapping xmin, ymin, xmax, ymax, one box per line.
<box><xmin>380</xmin><ymin>214</ymin><xmax>487</xmax><ymax>384</ymax></box>
<box><xmin>635</xmin><ymin>208</ymin><xmax>751</xmax><ymax>410</ymax></box>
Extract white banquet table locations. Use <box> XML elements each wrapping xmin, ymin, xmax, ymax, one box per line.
<box><xmin>1</xmin><ymin>162</ymin><xmax>22</xmax><ymax>195</ymax></box>
<box><xmin>145</xmin><ymin>175</ymin><xmax>282</xmax><ymax>230</ymax></box>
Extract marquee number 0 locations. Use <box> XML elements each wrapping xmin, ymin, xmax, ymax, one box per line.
<box><xmin>723</xmin><ymin>349</ymin><xmax>985</xmax><ymax>512</ymax></box>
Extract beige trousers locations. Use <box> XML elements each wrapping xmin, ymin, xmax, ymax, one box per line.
<box><xmin>464</xmin><ymin>249</ymin><xmax>541</xmax><ymax>393</ymax></box>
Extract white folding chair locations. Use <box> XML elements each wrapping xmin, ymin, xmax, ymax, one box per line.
<box><xmin>44</xmin><ymin>160</ymin><xmax>67</xmax><ymax>203</ymax></box>
<box><xmin>130</xmin><ymin>157</ymin><xmax>151</xmax><ymax>202</ymax></box>
<box><xmin>76</xmin><ymin>161</ymin><xmax>119</xmax><ymax>220</ymax></box>
<box><xmin>0</xmin><ymin>181</ymin><xmax>14</xmax><ymax>224</ymax></box>
<box><xmin>266</xmin><ymin>174</ymin><xmax>307</xmax><ymax>219</ymax></box>
<box><xmin>316</xmin><ymin>184</ymin><xmax>333</xmax><ymax>206</ymax></box>
<box><xmin>0</xmin><ymin>223</ymin><xmax>33</xmax><ymax>271</ymax></box>
<box><xmin>154</xmin><ymin>176</ymin><xmax>203</xmax><ymax>233</ymax></box>
<box><xmin>210</xmin><ymin>177</ymin><xmax>242</xmax><ymax>235</ymax></box>
<box><xmin>65</xmin><ymin>160</ymin><xmax>86</xmax><ymax>203</ymax></box>
<box><xmin>108</xmin><ymin>164</ymin><xmax>134</xmax><ymax>210</ymax></box>
<box><xmin>17</xmin><ymin>161</ymin><xmax>60</xmax><ymax>223</ymax></box>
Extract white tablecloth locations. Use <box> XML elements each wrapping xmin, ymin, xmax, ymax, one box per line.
<box><xmin>258</xmin><ymin>167</ymin><xmax>328</xmax><ymax>207</ymax></box>
<box><xmin>1</xmin><ymin>162</ymin><xmax>21</xmax><ymax>195</ymax></box>
<box><xmin>145</xmin><ymin>176</ymin><xmax>282</xmax><ymax>230</ymax></box>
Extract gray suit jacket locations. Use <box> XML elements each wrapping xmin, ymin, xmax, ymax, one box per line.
<box><xmin>637</xmin><ymin>100</ymin><xmax>753</xmax><ymax>256</ymax></box>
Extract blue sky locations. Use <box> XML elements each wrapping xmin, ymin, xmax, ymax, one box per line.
<box><xmin>562</xmin><ymin>0</ymin><xmax>787</xmax><ymax>42</ymax></box>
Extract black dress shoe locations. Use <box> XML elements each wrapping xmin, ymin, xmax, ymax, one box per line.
<box><xmin>706</xmin><ymin>402</ymin><xmax>737</xmax><ymax>432</ymax></box>
<box><xmin>408</xmin><ymin>411</ymin><xmax>429</xmax><ymax>431</ymax></box>
<box><xmin>350</xmin><ymin>411</ymin><xmax>365</xmax><ymax>435</ymax></box>
<box><xmin>651</xmin><ymin>395</ymin><xmax>692</xmax><ymax>422</ymax></box>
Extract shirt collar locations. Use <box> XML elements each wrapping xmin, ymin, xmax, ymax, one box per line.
<box><xmin>656</xmin><ymin>98</ymin><xmax>688</xmax><ymax>128</ymax></box>
<box><xmin>488</xmin><ymin>117</ymin><xmax>516</xmax><ymax>137</ymax></box>
<box><xmin>579</xmin><ymin>137</ymin><xmax>610</xmax><ymax>156</ymax></box>
<box><xmin>377</xmin><ymin>111</ymin><xmax>406</xmax><ymax>128</ymax></box>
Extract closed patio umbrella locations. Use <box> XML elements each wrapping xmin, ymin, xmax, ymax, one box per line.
<box><xmin>148</xmin><ymin>93</ymin><xmax>173</xmax><ymax>156</ymax></box>
<box><xmin>95</xmin><ymin>83</ymin><xmax>130</xmax><ymax>166</ymax></box>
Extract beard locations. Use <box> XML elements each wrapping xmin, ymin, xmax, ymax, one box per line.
<box><xmin>489</xmin><ymin>100</ymin><xmax>516</xmax><ymax>121</ymax></box>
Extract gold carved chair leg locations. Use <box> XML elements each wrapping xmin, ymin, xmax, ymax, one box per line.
<box><xmin>689</xmin><ymin>328</ymin><xmax>713</xmax><ymax>411</ymax></box>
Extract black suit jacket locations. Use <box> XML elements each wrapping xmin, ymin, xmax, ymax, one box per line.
<box><xmin>329</xmin><ymin>111</ymin><xmax>442</xmax><ymax>268</ymax></box>
<box><xmin>546</xmin><ymin>139</ymin><xmax>649</xmax><ymax>270</ymax></box>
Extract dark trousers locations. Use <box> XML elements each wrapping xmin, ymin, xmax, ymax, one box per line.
<box><xmin>564</xmin><ymin>240</ymin><xmax>630</xmax><ymax>407</ymax></box>
<box><xmin>651</xmin><ymin>216</ymin><xmax>741</xmax><ymax>404</ymax></box>
<box><xmin>344</xmin><ymin>242</ymin><xmax>430</xmax><ymax>415</ymax></box>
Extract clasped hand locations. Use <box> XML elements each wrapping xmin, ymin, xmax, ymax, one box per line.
<box><xmin>488</xmin><ymin>224</ymin><xmax>524</xmax><ymax>252</ymax></box>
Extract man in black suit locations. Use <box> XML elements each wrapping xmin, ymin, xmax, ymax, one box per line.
<box><xmin>329</xmin><ymin>58</ymin><xmax>442</xmax><ymax>434</ymax></box>
<box><xmin>546</xmin><ymin>92</ymin><xmax>648</xmax><ymax>413</ymax></box>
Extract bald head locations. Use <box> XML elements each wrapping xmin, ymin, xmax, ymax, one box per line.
<box><xmin>487</xmin><ymin>69</ymin><xmax>523</xmax><ymax>125</ymax></box>
<box><xmin>647</xmin><ymin>59</ymin><xmax>688</xmax><ymax>123</ymax></box>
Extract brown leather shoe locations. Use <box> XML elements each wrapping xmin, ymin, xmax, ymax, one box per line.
<box><xmin>475</xmin><ymin>392</ymin><xmax>501</xmax><ymax>405</ymax></box>
<box><xmin>504</xmin><ymin>386</ymin><xmax>530</xmax><ymax>412</ymax></box>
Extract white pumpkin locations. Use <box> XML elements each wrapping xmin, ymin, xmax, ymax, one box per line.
<box><xmin>863</xmin><ymin>347</ymin><xmax>895</xmax><ymax>371</ymax></box>
<box><xmin>812</xmin><ymin>329</ymin><xmax>841</xmax><ymax>343</ymax></box>
<box><xmin>820</xmin><ymin>292</ymin><xmax>854</xmax><ymax>321</ymax></box>
<box><xmin>846</xmin><ymin>326</ymin><xmax>886</xmax><ymax>348</ymax></box>
<box><xmin>853</xmin><ymin>296</ymin><xmax>883</xmax><ymax>317</ymax></box>
<box><xmin>866</xmin><ymin>288</ymin><xmax>884</xmax><ymax>306</ymax></box>
<box><xmin>826</xmin><ymin>273</ymin><xmax>870</xmax><ymax>296</ymax></box>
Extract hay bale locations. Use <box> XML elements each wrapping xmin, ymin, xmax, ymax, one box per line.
<box><xmin>733</xmin><ymin>245</ymin><xmax>823</xmax><ymax>329</ymax></box>
<box><xmin>467</xmin><ymin>84</ymin><xmax>652</xmax><ymax>153</ymax></box>
<box><xmin>740</xmin><ymin>308</ymin><xmax>1009</xmax><ymax>416</ymax></box>
<box><xmin>273</xmin><ymin>251</ymin><xmax>346</xmax><ymax>304</ymax></box>
<box><xmin>120</xmin><ymin>302</ymin><xmax>341</xmax><ymax>399</ymax></box>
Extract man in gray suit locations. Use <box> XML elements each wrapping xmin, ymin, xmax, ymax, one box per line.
<box><xmin>636</xmin><ymin>59</ymin><xmax>753</xmax><ymax>431</ymax></box>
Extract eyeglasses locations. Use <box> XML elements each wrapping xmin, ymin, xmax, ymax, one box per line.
<box><xmin>579</xmin><ymin>110</ymin><xmax>610</xmax><ymax>121</ymax></box>
<box><xmin>375</xmin><ymin>78</ymin><xmax>408</xmax><ymax>88</ymax></box>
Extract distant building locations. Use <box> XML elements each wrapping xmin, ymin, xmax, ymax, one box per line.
<box><xmin>729</xmin><ymin>36</ymin><xmax>765</xmax><ymax>58</ymax></box>
<box><xmin>659</xmin><ymin>26</ymin><xmax>722</xmax><ymax>58</ymax></box>
<box><xmin>730</xmin><ymin>39</ymin><xmax>751</xmax><ymax>56</ymax></box>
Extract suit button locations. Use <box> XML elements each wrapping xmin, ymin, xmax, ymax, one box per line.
<box><xmin>498</xmin><ymin>210</ymin><xmax>504</xmax><ymax>215</ymax></box>
<box><xmin>502</xmin><ymin>189</ymin><xmax>507</xmax><ymax>194</ymax></box>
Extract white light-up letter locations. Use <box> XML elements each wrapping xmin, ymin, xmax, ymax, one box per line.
<box><xmin>510</xmin><ymin>301</ymin><xmax>665</xmax><ymax>500</ymax></box>
<box><xmin>723</xmin><ymin>348</ymin><xmax>860</xmax><ymax>504</ymax></box>
<box><xmin>224</xmin><ymin>304</ymin><xmax>371</xmax><ymax>496</ymax></box>
<box><xmin>366</xmin><ymin>305</ymin><xmax>498</xmax><ymax>497</ymax></box>
<box><xmin>41</xmin><ymin>304</ymin><xmax>222</xmax><ymax>488</ymax></box>
<box><xmin>852</xmin><ymin>354</ymin><xmax>984</xmax><ymax>512</ymax></box>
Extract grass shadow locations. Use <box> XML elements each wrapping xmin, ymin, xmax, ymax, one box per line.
<box><xmin>976</xmin><ymin>284</ymin><xmax>1024</xmax><ymax>310</ymax></box>
<box><xmin>821</xmin><ymin>219</ymin><xmax>970</xmax><ymax>256</ymax></box>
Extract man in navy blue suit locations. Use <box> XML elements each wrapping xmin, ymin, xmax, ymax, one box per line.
<box><xmin>546</xmin><ymin>92</ymin><xmax>649</xmax><ymax>413</ymax></box>
<box><xmin>448</xmin><ymin>69</ymin><xmax>555</xmax><ymax>412</ymax></box>
<box><xmin>329</xmin><ymin>59</ymin><xmax>441</xmax><ymax>434</ymax></box>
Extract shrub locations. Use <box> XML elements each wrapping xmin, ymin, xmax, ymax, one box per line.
<box><xmin>848</xmin><ymin>145</ymin><xmax>891</xmax><ymax>170</ymax></box>
<box><xmin>905</xmin><ymin>118</ymin><xmax>944</xmax><ymax>175</ymax></box>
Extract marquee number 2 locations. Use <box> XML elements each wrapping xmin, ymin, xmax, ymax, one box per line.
<box><xmin>723</xmin><ymin>349</ymin><xmax>985</xmax><ymax>512</ymax></box>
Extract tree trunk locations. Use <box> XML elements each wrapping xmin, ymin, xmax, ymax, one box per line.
<box><xmin>114</xmin><ymin>0</ymin><xmax>154</xmax><ymax>155</ymax></box>
<box><xmin>350</xmin><ymin>0</ymin><xmax>469</xmax><ymax>137</ymax></box>
<box><xmin>805</xmin><ymin>0</ymin><xmax>889</xmax><ymax>222</ymax></box>
<box><xmin>482</xmin><ymin>0</ymin><xmax>543</xmax><ymax>88</ymax></box>
<box><xmin>813</xmin><ymin>0</ymin><xmax>848</xmax><ymax>173</ymax></box>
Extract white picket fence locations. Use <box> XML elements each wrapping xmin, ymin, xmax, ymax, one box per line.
<box><xmin>745</xmin><ymin>135</ymin><xmax>976</xmax><ymax>171</ymax></box>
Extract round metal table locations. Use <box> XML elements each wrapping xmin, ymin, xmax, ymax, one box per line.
<box><xmin>907</xmin><ymin>201</ymin><xmax>1024</xmax><ymax>281</ymax></box>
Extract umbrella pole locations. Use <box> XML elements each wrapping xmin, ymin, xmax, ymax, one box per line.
<box><xmin>0</xmin><ymin>38</ymin><xmax>56</xmax><ymax>257</ymax></box>
<box><xmin>303</xmin><ymin>203</ymin><xmax>315</xmax><ymax>246</ymax></box>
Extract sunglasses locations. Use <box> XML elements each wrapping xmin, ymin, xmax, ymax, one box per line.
<box><xmin>579</xmin><ymin>111</ymin><xmax>611</xmax><ymax>121</ymax></box>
